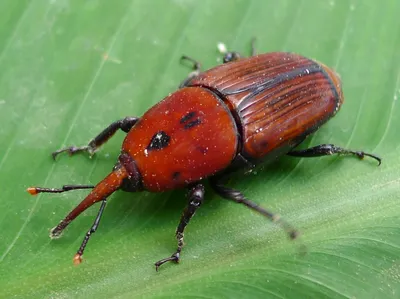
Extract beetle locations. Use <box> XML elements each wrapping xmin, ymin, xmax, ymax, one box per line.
<box><xmin>28</xmin><ymin>41</ymin><xmax>381</xmax><ymax>270</ymax></box>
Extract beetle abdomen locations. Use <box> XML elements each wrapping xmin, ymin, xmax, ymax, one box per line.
<box><xmin>187</xmin><ymin>52</ymin><xmax>343</xmax><ymax>160</ymax></box>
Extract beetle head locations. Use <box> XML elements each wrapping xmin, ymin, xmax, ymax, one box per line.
<box><xmin>116</xmin><ymin>151</ymin><xmax>144</xmax><ymax>192</ymax></box>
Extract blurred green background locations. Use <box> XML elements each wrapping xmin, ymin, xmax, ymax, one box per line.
<box><xmin>0</xmin><ymin>0</ymin><xmax>399</xmax><ymax>298</ymax></box>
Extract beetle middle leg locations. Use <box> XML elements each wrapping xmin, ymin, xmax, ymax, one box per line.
<box><xmin>52</xmin><ymin>116</ymin><xmax>139</xmax><ymax>160</ymax></box>
<box><xmin>72</xmin><ymin>198</ymin><xmax>107</xmax><ymax>264</ymax></box>
<box><xmin>179</xmin><ymin>55</ymin><xmax>202</xmax><ymax>88</ymax></box>
<box><xmin>287</xmin><ymin>144</ymin><xmax>381</xmax><ymax>165</ymax></box>
<box><xmin>154</xmin><ymin>183</ymin><xmax>205</xmax><ymax>271</ymax></box>
<box><xmin>250</xmin><ymin>37</ymin><xmax>257</xmax><ymax>56</ymax></box>
<box><xmin>210</xmin><ymin>177</ymin><xmax>298</xmax><ymax>240</ymax></box>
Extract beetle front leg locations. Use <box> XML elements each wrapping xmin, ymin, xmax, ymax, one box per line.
<box><xmin>72</xmin><ymin>198</ymin><xmax>107</xmax><ymax>265</ymax></box>
<box><xmin>52</xmin><ymin>116</ymin><xmax>139</xmax><ymax>160</ymax></box>
<box><xmin>154</xmin><ymin>183</ymin><xmax>205</xmax><ymax>271</ymax></box>
<box><xmin>287</xmin><ymin>144</ymin><xmax>381</xmax><ymax>166</ymax></box>
<box><xmin>211</xmin><ymin>178</ymin><xmax>299</xmax><ymax>240</ymax></box>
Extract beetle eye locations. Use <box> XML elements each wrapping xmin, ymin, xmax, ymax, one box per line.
<box><xmin>147</xmin><ymin>131</ymin><xmax>170</xmax><ymax>150</ymax></box>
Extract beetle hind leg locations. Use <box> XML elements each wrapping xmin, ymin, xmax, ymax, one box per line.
<box><xmin>210</xmin><ymin>178</ymin><xmax>299</xmax><ymax>240</ymax></box>
<box><xmin>52</xmin><ymin>116</ymin><xmax>138</xmax><ymax>160</ymax></box>
<box><xmin>154</xmin><ymin>183</ymin><xmax>205</xmax><ymax>271</ymax></box>
<box><xmin>287</xmin><ymin>144</ymin><xmax>381</xmax><ymax>166</ymax></box>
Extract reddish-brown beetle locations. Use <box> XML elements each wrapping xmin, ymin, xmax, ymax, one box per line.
<box><xmin>28</xmin><ymin>42</ymin><xmax>381</xmax><ymax>270</ymax></box>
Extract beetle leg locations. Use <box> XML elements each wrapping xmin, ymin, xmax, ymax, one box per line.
<box><xmin>181</xmin><ymin>55</ymin><xmax>202</xmax><ymax>72</ymax></box>
<box><xmin>287</xmin><ymin>144</ymin><xmax>381</xmax><ymax>166</ymax></box>
<box><xmin>210</xmin><ymin>178</ymin><xmax>299</xmax><ymax>240</ymax></box>
<box><xmin>250</xmin><ymin>37</ymin><xmax>257</xmax><ymax>56</ymax></box>
<box><xmin>179</xmin><ymin>55</ymin><xmax>202</xmax><ymax>88</ymax></box>
<box><xmin>52</xmin><ymin>116</ymin><xmax>139</xmax><ymax>160</ymax></box>
<box><xmin>154</xmin><ymin>183</ymin><xmax>205</xmax><ymax>271</ymax></box>
<box><xmin>72</xmin><ymin>198</ymin><xmax>107</xmax><ymax>265</ymax></box>
<box><xmin>27</xmin><ymin>184</ymin><xmax>94</xmax><ymax>195</ymax></box>
<box><xmin>216</xmin><ymin>41</ymin><xmax>241</xmax><ymax>63</ymax></box>
<box><xmin>222</xmin><ymin>51</ymin><xmax>241</xmax><ymax>63</ymax></box>
<box><xmin>220</xmin><ymin>38</ymin><xmax>257</xmax><ymax>63</ymax></box>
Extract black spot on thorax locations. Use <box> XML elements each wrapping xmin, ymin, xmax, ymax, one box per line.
<box><xmin>180</xmin><ymin>111</ymin><xmax>202</xmax><ymax>130</ymax></box>
<box><xmin>147</xmin><ymin>131</ymin><xmax>170</xmax><ymax>150</ymax></box>
<box><xmin>196</xmin><ymin>145</ymin><xmax>208</xmax><ymax>154</ymax></box>
<box><xmin>184</xmin><ymin>119</ymin><xmax>201</xmax><ymax>129</ymax></box>
<box><xmin>172</xmin><ymin>171</ymin><xmax>181</xmax><ymax>180</ymax></box>
<box><xmin>180</xmin><ymin>111</ymin><xmax>196</xmax><ymax>124</ymax></box>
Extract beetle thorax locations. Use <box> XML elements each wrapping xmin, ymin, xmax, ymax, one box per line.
<box><xmin>121</xmin><ymin>87</ymin><xmax>238</xmax><ymax>192</ymax></box>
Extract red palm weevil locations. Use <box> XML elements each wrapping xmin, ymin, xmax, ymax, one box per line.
<box><xmin>28</xmin><ymin>41</ymin><xmax>381</xmax><ymax>270</ymax></box>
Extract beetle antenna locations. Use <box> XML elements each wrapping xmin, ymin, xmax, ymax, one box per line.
<box><xmin>27</xmin><ymin>185</ymin><xmax>95</xmax><ymax>195</ymax></box>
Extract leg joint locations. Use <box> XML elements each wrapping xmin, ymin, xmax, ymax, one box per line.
<box><xmin>120</xmin><ymin>117</ymin><xmax>138</xmax><ymax>133</ymax></box>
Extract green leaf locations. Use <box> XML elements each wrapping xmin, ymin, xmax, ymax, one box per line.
<box><xmin>1</xmin><ymin>0</ymin><xmax>399</xmax><ymax>298</ymax></box>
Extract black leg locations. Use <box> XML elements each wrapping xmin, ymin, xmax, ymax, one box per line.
<box><xmin>287</xmin><ymin>144</ymin><xmax>381</xmax><ymax>166</ymax></box>
<box><xmin>222</xmin><ymin>51</ymin><xmax>242</xmax><ymax>63</ymax></box>
<box><xmin>179</xmin><ymin>55</ymin><xmax>202</xmax><ymax>88</ymax></box>
<box><xmin>27</xmin><ymin>184</ymin><xmax>94</xmax><ymax>195</ymax></box>
<box><xmin>154</xmin><ymin>184</ymin><xmax>205</xmax><ymax>271</ymax></box>
<box><xmin>210</xmin><ymin>178</ymin><xmax>298</xmax><ymax>240</ymax></box>
<box><xmin>220</xmin><ymin>38</ymin><xmax>257</xmax><ymax>63</ymax></box>
<box><xmin>52</xmin><ymin>116</ymin><xmax>139</xmax><ymax>160</ymax></box>
<box><xmin>250</xmin><ymin>37</ymin><xmax>257</xmax><ymax>56</ymax></box>
<box><xmin>72</xmin><ymin>199</ymin><xmax>107</xmax><ymax>265</ymax></box>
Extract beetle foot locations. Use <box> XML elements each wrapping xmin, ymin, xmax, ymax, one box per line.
<box><xmin>353</xmin><ymin>151</ymin><xmax>382</xmax><ymax>166</ymax></box>
<box><xmin>154</xmin><ymin>252</ymin><xmax>180</xmax><ymax>271</ymax></box>
<box><xmin>73</xmin><ymin>253</ymin><xmax>83</xmax><ymax>265</ymax></box>
<box><xmin>52</xmin><ymin>145</ymin><xmax>95</xmax><ymax>160</ymax></box>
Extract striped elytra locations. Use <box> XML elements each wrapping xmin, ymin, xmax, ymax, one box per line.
<box><xmin>187</xmin><ymin>52</ymin><xmax>343</xmax><ymax>160</ymax></box>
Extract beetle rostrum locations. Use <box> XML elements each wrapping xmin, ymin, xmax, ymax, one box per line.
<box><xmin>27</xmin><ymin>41</ymin><xmax>381</xmax><ymax>270</ymax></box>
